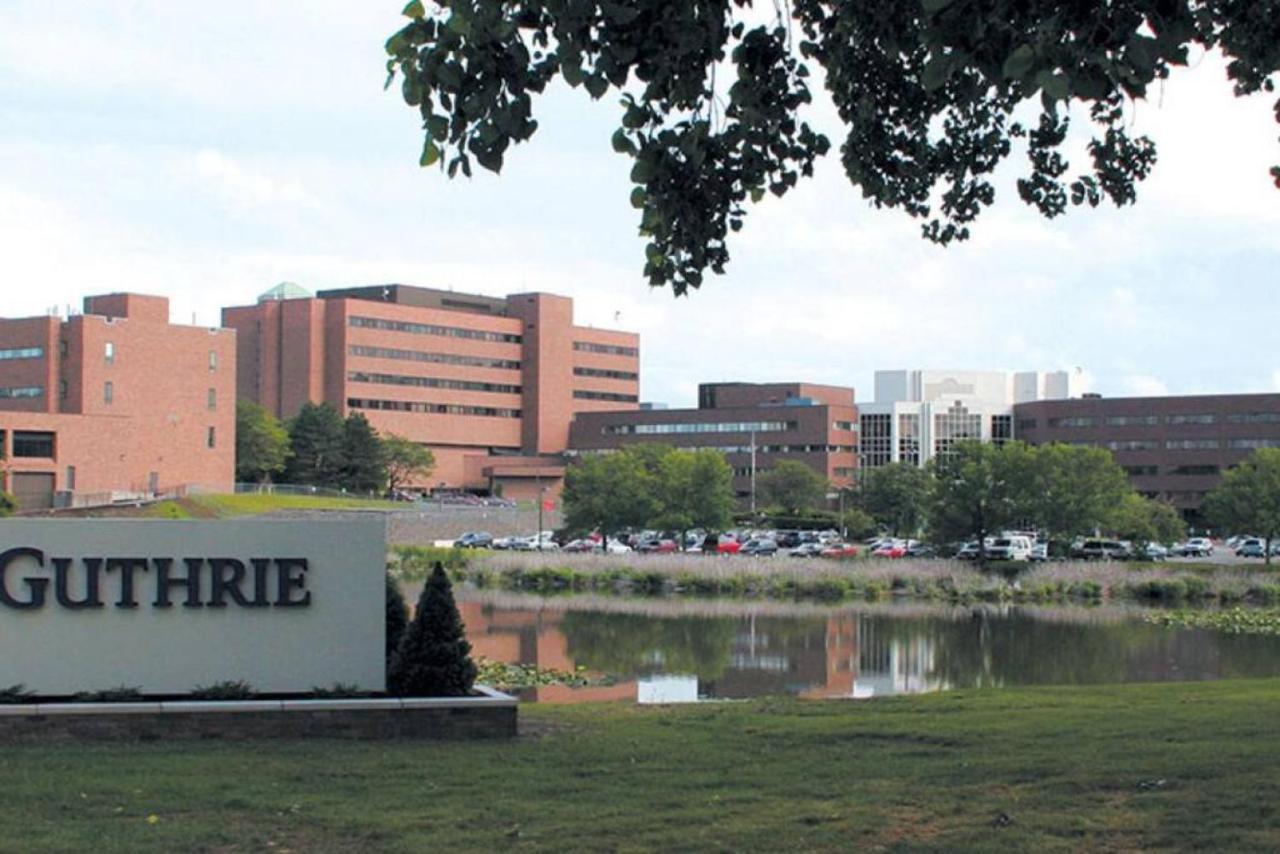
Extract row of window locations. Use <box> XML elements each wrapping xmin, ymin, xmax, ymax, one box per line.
<box><xmin>675</xmin><ymin>444</ymin><xmax>855</xmax><ymax>454</ymax></box>
<box><xmin>0</xmin><ymin>385</ymin><xmax>43</xmax><ymax>399</ymax></box>
<box><xmin>573</xmin><ymin>341</ymin><xmax>638</xmax><ymax>357</ymax></box>
<box><xmin>573</xmin><ymin>390</ymin><xmax>639</xmax><ymax>403</ymax></box>
<box><xmin>1104</xmin><ymin>438</ymin><xmax>1280</xmax><ymax>451</ymax></box>
<box><xmin>350</xmin><ymin>316</ymin><xmax>521</xmax><ymax>344</ymax></box>
<box><xmin>347</xmin><ymin>398</ymin><xmax>522</xmax><ymax>419</ymax></box>
<box><xmin>601</xmin><ymin>420</ymin><xmax>798</xmax><ymax>436</ymax></box>
<box><xmin>573</xmin><ymin>366</ymin><xmax>639</xmax><ymax>381</ymax></box>
<box><xmin>349</xmin><ymin>345</ymin><xmax>520</xmax><ymax>371</ymax></box>
<box><xmin>0</xmin><ymin>346</ymin><xmax>43</xmax><ymax>361</ymax></box>
<box><xmin>1</xmin><ymin>430</ymin><xmax>55</xmax><ymax>458</ymax></box>
<box><xmin>1041</xmin><ymin>412</ymin><xmax>1280</xmax><ymax>429</ymax></box>
<box><xmin>347</xmin><ymin>371</ymin><xmax>521</xmax><ymax>395</ymax></box>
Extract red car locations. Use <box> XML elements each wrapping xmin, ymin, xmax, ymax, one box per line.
<box><xmin>871</xmin><ymin>544</ymin><xmax>907</xmax><ymax>559</ymax></box>
<box><xmin>819</xmin><ymin>544</ymin><xmax>859</xmax><ymax>559</ymax></box>
<box><xmin>635</xmin><ymin>538</ymin><xmax>678</xmax><ymax>554</ymax></box>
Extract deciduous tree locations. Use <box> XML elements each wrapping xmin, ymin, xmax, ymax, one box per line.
<box><xmin>1109</xmin><ymin>492</ymin><xmax>1187</xmax><ymax>547</ymax></box>
<box><xmin>1203</xmin><ymin>448</ymin><xmax>1280</xmax><ymax>565</ymax></box>
<box><xmin>859</xmin><ymin>462</ymin><xmax>930</xmax><ymax>537</ymax></box>
<box><xmin>757</xmin><ymin>460</ymin><xmax>828</xmax><ymax>515</ymax></box>
<box><xmin>386</xmin><ymin>0</ymin><xmax>1280</xmax><ymax>294</ymax></box>
<box><xmin>562</xmin><ymin>450</ymin><xmax>658</xmax><ymax>545</ymax></box>
<box><xmin>927</xmin><ymin>440</ymin><xmax>1023</xmax><ymax>561</ymax></box>
<box><xmin>234</xmin><ymin>400</ymin><xmax>290</xmax><ymax>484</ymax></box>
<box><xmin>1028</xmin><ymin>443</ymin><xmax>1131</xmax><ymax>546</ymax></box>
<box><xmin>383</xmin><ymin>434</ymin><xmax>437</xmax><ymax>495</ymax></box>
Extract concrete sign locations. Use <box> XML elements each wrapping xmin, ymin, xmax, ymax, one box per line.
<box><xmin>0</xmin><ymin>519</ymin><xmax>386</xmax><ymax>695</ymax></box>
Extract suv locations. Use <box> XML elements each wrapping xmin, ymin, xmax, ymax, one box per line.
<box><xmin>740</xmin><ymin>537</ymin><xmax>778</xmax><ymax>556</ymax></box>
<box><xmin>1176</xmin><ymin>537</ymin><xmax>1215</xmax><ymax>557</ymax></box>
<box><xmin>987</xmin><ymin>536</ymin><xmax>1033</xmax><ymax>561</ymax></box>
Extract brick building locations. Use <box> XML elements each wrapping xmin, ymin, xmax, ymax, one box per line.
<box><xmin>568</xmin><ymin>382</ymin><xmax>858</xmax><ymax>501</ymax></box>
<box><xmin>0</xmin><ymin>293</ymin><xmax>236</xmax><ymax>509</ymax></box>
<box><xmin>222</xmin><ymin>284</ymin><xmax>639</xmax><ymax>499</ymax></box>
<box><xmin>1014</xmin><ymin>393</ymin><xmax>1280</xmax><ymax>525</ymax></box>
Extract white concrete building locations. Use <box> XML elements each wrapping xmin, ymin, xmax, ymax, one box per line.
<box><xmin>858</xmin><ymin>369</ymin><xmax>1084</xmax><ymax>470</ymax></box>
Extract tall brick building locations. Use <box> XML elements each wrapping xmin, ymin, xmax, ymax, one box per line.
<box><xmin>0</xmin><ymin>293</ymin><xmax>236</xmax><ymax>509</ymax></box>
<box><xmin>222</xmin><ymin>284</ymin><xmax>639</xmax><ymax>498</ymax></box>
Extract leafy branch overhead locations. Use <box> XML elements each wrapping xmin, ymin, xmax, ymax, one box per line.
<box><xmin>386</xmin><ymin>0</ymin><xmax>1280</xmax><ymax>294</ymax></box>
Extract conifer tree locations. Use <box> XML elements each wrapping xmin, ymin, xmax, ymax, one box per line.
<box><xmin>388</xmin><ymin>563</ymin><xmax>477</xmax><ymax>697</ymax></box>
<box><xmin>342</xmin><ymin>412</ymin><xmax>387</xmax><ymax>493</ymax></box>
<box><xmin>284</xmin><ymin>402</ymin><xmax>346</xmax><ymax>487</ymax></box>
<box><xmin>385</xmin><ymin>572</ymin><xmax>409</xmax><ymax>671</ymax></box>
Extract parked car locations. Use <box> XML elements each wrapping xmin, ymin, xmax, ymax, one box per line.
<box><xmin>788</xmin><ymin>542</ymin><xmax>826</xmax><ymax>558</ymax></box>
<box><xmin>955</xmin><ymin>541</ymin><xmax>983</xmax><ymax>560</ymax></box>
<box><xmin>871</xmin><ymin>541</ymin><xmax>908</xmax><ymax>559</ymax></box>
<box><xmin>561</xmin><ymin>539</ymin><xmax>596</xmax><ymax>553</ymax></box>
<box><xmin>1237</xmin><ymin>541</ymin><xmax>1267</xmax><ymax>558</ymax></box>
<box><xmin>740</xmin><ymin>537</ymin><xmax>779</xmax><ymax>557</ymax></box>
<box><xmin>906</xmin><ymin>543</ymin><xmax>936</xmax><ymax>559</ymax></box>
<box><xmin>453</xmin><ymin>531</ymin><xmax>493</xmax><ymax>549</ymax></box>
<box><xmin>635</xmin><ymin>537</ymin><xmax>678</xmax><ymax>554</ymax></box>
<box><xmin>491</xmin><ymin>535</ymin><xmax>522</xmax><ymax>550</ymax></box>
<box><xmin>1143</xmin><ymin>542</ymin><xmax>1170</xmax><ymax>561</ymax></box>
<box><xmin>1174</xmin><ymin>537</ymin><xmax>1215</xmax><ymax>557</ymax></box>
<box><xmin>604</xmin><ymin>540</ymin><xmax>633</xmax><ymax>554</ymax></box>
<box><xmin>819</xmin><ymin>543</ymin><xmax>859</xmax><ymax>559</ymax></box>
<box><xmin>1074</xmin><ymin>539</ymin><xmax>1132</xmax><ymax>560</ymax></box>
<box><xmin>987</xmin><ymin>536</ymin><xmax>1033</xmax><ymax>561</ymax></box>
<box><xmin>1029</xmin><ymin>543</ymin><xmax>1050</xmax><ymax>562</ymax></box>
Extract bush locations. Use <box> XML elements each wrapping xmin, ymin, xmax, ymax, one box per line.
<box><xmin>0</xmin><ymin>684</ymin><xmax>35</xmax><ymax>705</ymax></box>
<box><xmin>388</xmin><ymin>562</ymin><xmax>478</xmax><ymax>697</ymax></box>
<box><xmin>310</xmin><ymin>683</ymin><xmax>365</xmax><ymax>698</ymax></box>
<box><xmin>190</xmin><ymin>680</ymin><xmax>255</xmax><ymax>700</ymax></box>
<box><xmin>0</xmin><ymin>491</ymin><xmax>16</xmax><ymax>517</ymax></box>
<box><xmin>74</xmin><ymin>686</ymin><xmax>144</xmax><ymax>703</ymax></box>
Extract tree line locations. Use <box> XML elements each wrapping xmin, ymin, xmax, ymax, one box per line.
<box><xmin>235</xmin><ymin>400</ymin><xmax>436</xmax><ymax>495</ymax></box>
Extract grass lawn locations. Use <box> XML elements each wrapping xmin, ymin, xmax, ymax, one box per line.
<box><xmin>2</xmin><ymin>679</ymin><xmax>1279</xmax><ymax>851</ymax></box>
<box><xmin>139</xmin><ymin>493</ymin><xmax>405</xmax><ymax>519</ymax></box>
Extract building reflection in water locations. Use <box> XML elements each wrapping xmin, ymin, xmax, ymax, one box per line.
<box><xmin>458</xmin><ymin>601</ymin><xmax>949</xmax><ymax>703</ymax></box>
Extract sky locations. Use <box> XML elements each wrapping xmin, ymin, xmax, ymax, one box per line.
<box><xmin>1</xmin><ymin>2</ymin><xmax>1277</xmax><ymax>408</ymax></box>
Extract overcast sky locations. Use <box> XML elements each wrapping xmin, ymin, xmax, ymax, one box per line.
<box><xmin>2</xmin><ymin>3</ymin><xmax>1277</xmax><ymax>407</ymax></box>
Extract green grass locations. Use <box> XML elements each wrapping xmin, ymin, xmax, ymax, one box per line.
<box><xmin>137</xmin><ymin>493</ymin><xmax>405</xmax><ymax>519</ymax></box>
<box><xmin>2</xmin><ymin>679</ymin><xmax>1279</xmax><ymax>851</ymax></box>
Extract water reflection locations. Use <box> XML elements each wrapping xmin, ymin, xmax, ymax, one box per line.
<box><xmin>458</xmin><ymin>595</ymin><xmax>1280</xmax><ymax>704</ymax></box>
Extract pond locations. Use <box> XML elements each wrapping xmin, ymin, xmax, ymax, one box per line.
<box><xmin>458</xmin><ymin>592</ymin><xmax>1280</xmax><ymax>704</ymax></box>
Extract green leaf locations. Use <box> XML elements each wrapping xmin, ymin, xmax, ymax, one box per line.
<box><xmin>420</xmin><ymin>140</ymin><xmax>441</xmax><ymax>168</ymax></box>
<box><xmin>630</xmin><ymin>187</ymin><xmax>646</xmax><ymax>209</ymax></box>
<box><xmin>446</xmin><ymin>13</ymin><xmax>472</xmax><ymax>37</ymax></box>
<box><xmin>402</xmin><ymin>0</ymin><xmax>425</xmax><ymax>19</ymax></box>
<box><xmin>1037</xmin><ymin>70</ymin><xmax>1070</xmax><ymax>101</ymax></box>
<box><xmin>630</xmin><ymin>158</ymin><xmax>655</xmax><ymax>183</ymax></box>
<box><xmin>426</xmin><ymin>114</ymin><xmax>449</xmax><ymax>142</ymax></box>
<box><xmin>561</xmin><ymin>63</ymin><xmax>584</xmax><ymax>88</ymax></box>
<box><xmin>611</xmin><ymin>128</ymin><xmax>635</xmax><ymax>155</ymax></box>
<box><xmin>749</xmin><ymin>186</ymin><xmax>765</xmax><ymax>203</ymax></box>
<box><xmin>921</xmin><ymin>54</ymin><xmax>950</xmax><ymax>91</ymax></box>
<box><xmin>584</xmin><ymin>74</ymin><xmax>609</xmax><ymax>100</ymax></box>
<box><xmin>1002</xmin><ymin>45</ymin><xmax>1035</xmax><ymax>80</ymax></box>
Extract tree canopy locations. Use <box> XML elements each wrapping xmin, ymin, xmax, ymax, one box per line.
<box><xmin>858</xmin><ymin>462</ymin><xmax>930</xmax><ymax>536</ymax></box>
<box><xmin>234</xmin><ymin>400</ymin><xmax>290</xmax><ymax>484</ymax></box>
<box><xmin>386</xmin><ymin>0</ymin><xmax>1279</xmax><ymax>294</ymax></box>
<box><xmin>1203</xmin><ymin>448</ymin><xmax>1280</xmax><ymax>564</ymax></box>
<box><xmin>756</xmin><ymin>460</ymin><xmax>829</xmax><ymax>515</ymax></box>
<box><xmin>384</xmin><ymin>434</ymin><xmax>437</xmax><ymax>494</ymax></box>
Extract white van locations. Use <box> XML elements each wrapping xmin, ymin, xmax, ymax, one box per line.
<box><xmin>987</xmin><ymin>535</ymin><xmax>1033</xmax><ymax>561</ymax></box>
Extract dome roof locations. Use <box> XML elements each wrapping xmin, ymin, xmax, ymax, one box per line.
<box><xmin>257</xmin><ymin>281</ymin><xmax>312</xmax><ymax>303</ymax></box>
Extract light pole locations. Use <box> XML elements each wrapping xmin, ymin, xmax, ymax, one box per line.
<box><xmin>749</xmin><ymin>429</ymin><xmax>757</xmax><ymax>516</ymax></box>
<box><xmin>536</xmin><ymin>476</ymin><xmax>546</xmax><ymax>551</ymax></box>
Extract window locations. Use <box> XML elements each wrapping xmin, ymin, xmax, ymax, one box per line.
<box><xmin>104</xmin><ymin>341</ymin><xmax>115</xmax><ymax>364</ymax></box>
<box><xmin>991</xmin><ymin>415</ymin><xmax>1013</xmax><ymax>446</ymax></box>
<box><xmin>208</xmin><ymin>350</ymin><xmax>218</xmax><ymax>370</ymax></box>
<box><xmin>66</xmin><ymin>466</ymin><xmax>76</xmax><ymax>491</ymax></box>
<box><xmin>1017</xmin><ymin>418</ymin><xmax>1038</xmax><ymax>432</ymax></box>
<box><xmin>859</xmin><ymin>413</ymin><xmax>892</xmax><ymax>468</ymax></box>
<box><xmin>1104</xmin><ymin>415</ymin><xmax>1159</xmax><ymax>426</ymax></box>
<box><xmin>207</xmin><ymin>426</ymin><xmax>216</xmax><ymax>448</ymax></box>
<box><xmin>1167</xmin><ymin>413</ymin><xmax>1216</xmax><ymax>425</ymax></box>
<box><xmin>1165</xmin><ymin>439</ymin><xmax>1220</xmax><ymax>450</ymax></box>
<box><xmin>0</xmin><ymin>346</ymin><xmax>43</xmax><ymax>360</ymax></box>
<box><xmin>1228</xmin><ymin>438</ymin><xmax>1280</xmax><ymax>450</ymax></box>
<box><xmin>58</xmin><ymin>380</ymin><xmax>67</xmax><ymax>400</ymax></box>
<box><xmin>348</xmin><ymin>345</ymin><xmax>520</xmax><ymax>370</ymax></box>
<box><xmin>1048</xmin><ymin>416</ymin><xmax>1099</xmax><ymax>428</ymax></box>
<box><xmin>573</xmin><ymin>366</ymin><xmax>639</xmax><ymax>381</ymax></box>
<box><xmin>834</xmin><ymin>421</ymin><xmax>854</xmax><ymax>432</ymax></box>
<box><xmin>602</xmin><ymin>420</ymin><xmax>797</xmax><ymax>436</ymax></box>
<box><xmin>833</xmin><ymin>467</ymin><xmax>856</xmax><ymax>477</ymax></box>
<box><xmin>1226</xmin><ymin>412</ymin><xmax>1280</xmax><ymax>425</ymax></box>
<box><xmin>573</xmin><ymin>390</ymin><xmax>639</xmax><ymax>403</ymax></box>
<box><xmin>1123</xmin><ymin>465</ymin><xmax>1159</xmax><ymax>476</ymax></box>
<box><xmin>1105</xmin><ymin>440</ymin><xmax>1158</xmax><ymax>451</ymax></box>
<box><xmin>573</xmin><ymin>341</ymin><xmax>638</xmax><ymax>357</ymax></box>
<box><xmin>347</xmin><ymin>398</ymin><xmax>521</xmax><ymax>418</ymax></box>
<box><xmin>0</xmin><ymin>385</ymin><xmax>43</xmax><ymax>399</ymax></box>
<box><xmin>104</xmin><ymin>381</ymin><xmax>114</xmax><ymax>405</ymax></box>
<box><xmin>347</xmin><ymin>371</ymin><xmax>521</xmax><ymax>395</ymax></box>
<box><xmin>12</xmin><ymin>431</ymin><xmax>55</xmax><ymax>458</ymax></box>
<box><xmin>207</xmin><ymin>388</ymin><xmax>217</xmax><ymax>411</ymax></box>
<box><xmin>350</xmin><ymin>316</ymin><xmax>521</xmax><ymax>344</ymax></box>
<box><xmin>898</xmin><ymin>413</ymin><xmax>921</xmax><ymax>466</ymax></box>
<box><xmin>934</xmin><ymin>402</ymin><xmax>981</xmax><ymax>458</ymax></box>
<box><xmin>1169</xmin><ymin>464</ymin><xmax>1219</xmax><ymax>476</ymax></box>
